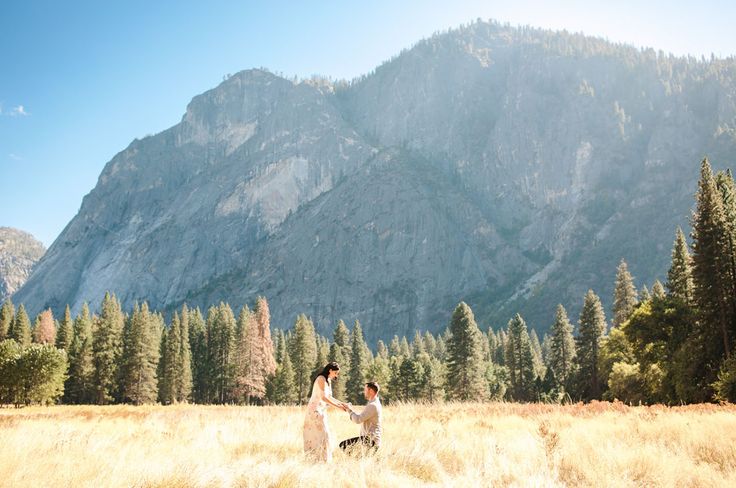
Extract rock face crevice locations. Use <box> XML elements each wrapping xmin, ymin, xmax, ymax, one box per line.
<box><xmin>13</xmin><ymin>21</ymin><xmax>736</xmax><ymax>342</ymax></box>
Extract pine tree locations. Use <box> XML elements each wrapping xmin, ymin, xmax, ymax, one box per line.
<box><xmin>158</xmin><ymin>312</ymin><xmax>182</xmax><ymax>404</ymax></box>
<box><xmin>487</xmin><ymin>329</ymin><xmax>499</xmax><ymax>363</ymax></box>
<box><xmin>549</xmin><ymin>304</ymin><xmax>576</xmax><ymax>389</ymax></box>
<box><xmin>492</xmin><ymin>329</ymin><xmax>507</xmax><ymax>365</ymax></box>
<box><xmin>399</xmin><ymin>337</ymin><xmax>411</xmax><ymax>358</ymax></box>
<box><xmin>290</xmin><ymin>314</ymin><xmax>317</xmax><ymax>404</ymax></box>
<box><xmin>365</xmin><ymin>354</ymin><xmax>391</xmax><ymax>399</ymax></box>
<box><xmin>505</xmin><ymin>314</ymin><xmax>536</xmax><ymax>401</ymax></box>
<box><xmin>437</xmin><ymin>329</ymin><xmax>448</xmax><ymax>356</ymax></box>
<box><xmin>315</xmin><ymin>335</ymin><xmax>330</xmax><ymax>374</ymax></box>
<box><xmin>576</xmin><ymin>290</ymin><xmax>607</xmax><ymax>400</ymax></box>
<box><xmin>396</xmin><ymin>356</ymin><xmax>424</xmax><ymax>400</ymax></box>
<box><xmin>541</xmin><ymin>333</ymin><xmax>552</xmax><ymax>367</ymax></box>
<box><xmin>486</xmin><ymin>361</ymin><xmax>509</xmax><ymax>401</ymax></box>
<box><xmin>639</xmin><ymin>285</ymin><xmax>651</xmax><ymax>302</ymax></box>
<box><xmin>716</xmin><ymin>169</ymin><xmax>736</xmax><ymax>302</ymax></box>
<box><xmin>651</xmin><ymin>280</ymin><xmax>666</xmax><ymax>301</ymax></box>
<box><xmin>176</xmin><ymin>305</ymin><xmax>193</xmax><ymax>402</ymax></box>
<box><xmin>157</xmin><ymin>324</ymin><xmax>173</xmax><ymax>404</ymax></box>
<box><xmin>330</xmin><ymin>320</ymin><xmax>352</xmax><ymax>395</ymax></box>
<box><xmin>375</xmin><ymin>340</ymin><xmax>389</xmax><ymax>360</ymax></box>
<box><xmin>65</xmin><ymin>303</ymin><xmax>94</xmax><ymax>403</ymax></box>
<box><xmin>120</xmin><ymin>303</ymin><xmax>160</xmax><ymax>404</ymax></box>
<box><xmin>188</xmin><ymin>307</ymin><xmax>208</xmax><ymax>403</ymax></box>
<box><xmin>268</xmin><ymin>352</ymin><xmax>297</xmax><ymax>404</ymax></box>
<box><xmin>55</xmin><ymin>305</ymin><xmax>73</xmax><ymax>352</ymax></box>
<box><xmin>274</xmin><ymin>328</ymin><xmax>287</xmax><ymax>364</ymax></box>
<box><xmin>691</xmin><ymin>157</ymin><xmax>735</xmax><ymax>366</ymax></box>
<box><xmin>0</xmin><ymin>299</ymin><xmax>14</xmax><ymax>341</ymax></box>
<box><xmin>233</xmin><ymin>298</ymin><xmax>277</xmax><ymax>404</ymax></box>
<box><xmin>389</xmin><ymin>335</ymin><xmax>402</xmax><ymax>357</ymax></box>
<box><xmin>9</xmin><ymin>304</ymin><xmax>32</xmax><ymax>346</ymax></box>
<box><xmin>254</xmin><ymin>297</ymin><xmax>277</xmax><ymax>382</ymax></box>
<box><xmin>328</xmin><ymin>340</ymin><xmax>349</xmax><ymax>400</ymax></box>
<box><xmin>716</xmin><ymin>169</ymin><xmax>736</xmax><ymax>357</ymax></box>
<box><xmin>334</xmin><ymin>320</ymin><xmax>352</xmax><ymax>361</ymax></box>
<box><xmin>386</xmin><ymin>355</ymin><xmax>403</xmax><ymax>403</ymax></box>
<box><xmin>412</xmin><ymin>330</ymin><xmax>426</xmax><ymax>356</ymax></box>
<box><xmin>233</xmin><ymin>305</ymin><xmax>256</xmax><ymax>403</ymax></box>
<box><xmin>612</xmin><ymin>259</ymin><xmax>638</xmax><ymax>328</ymax></box>
<box><xmin>529</xmin><ymin>328</ymin><xmax>545</xmax><ymax>378</ymax></box>
<box><xmin>420</xmin><ymin>354</ymin><xmax>446</xmax><ymax>402</ymax></box>
<box><xmin>446</xmin><ymin>302</ymin><xmax>489</xmax><ymax>401</ymax></box>
<box><xmin>92</xmin><ymin>292</ymin><xmax>124</xmax><ymax>404</ymax></box>
<box><xmin>32</xmin><ymin>309</ymin><xmax>56</xmax><ymax>344</ymax></box>
<box><xmin>346</xmin><ymin>320</ymin><xmax>369</xmax><ymax>404</ymax></box>
<box><xmin>150</xmin><ymin>312</ymin><xmax>165</xmax><ymax>394</ymax></box>
<box><xmin>666</xmin><ymin>227</ymin><xmax>694</xmax><ymax>304</ymax></box>
<box><xmin>207</xmin><ymin>303</ymin><xmax>236</xmax><ymax>404</ymax></box>
<box><xmin>423</xmin><ymin>331</ymin><xmax>438</xmax><ymax>358</ymax></box>
<box><xmin>713</xmin><ymin>353</ymin><xmax>736</xmax><ymax>402</ymax></box>
<box><xmin>537</xmin><ymin>365</ymin><xmax>563</xmax><ymax>403</ymax></box>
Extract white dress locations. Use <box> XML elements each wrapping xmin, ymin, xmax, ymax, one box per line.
<box><xmin>303</xmin><ymin>376</ymin><xmax>335</xmax><ymax>462</ymax></box>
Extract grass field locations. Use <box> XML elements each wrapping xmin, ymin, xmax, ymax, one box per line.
<box><xmin>1</xmin><ymin>401</ymin><xmax>736</xmax><ymax>487</ymax></box>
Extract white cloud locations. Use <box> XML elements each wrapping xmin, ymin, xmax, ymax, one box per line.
<box><xmin>11</xmin><ymin>105</ymin><xmax>29</xmax><ymax>116</ymax></box>
<box><xmin>8</xmin><ymin>153</ymin><xmax>22</xmax><ymax>161</ymax></box>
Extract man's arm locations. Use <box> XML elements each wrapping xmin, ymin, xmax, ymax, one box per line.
<box><xmin>347</xmin><ymin>403</ymin><xmax>377</xmax><ymax>424</ymax></box>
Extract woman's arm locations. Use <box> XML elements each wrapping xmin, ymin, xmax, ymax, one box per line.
<box><xmin>316</xmin><ymin>376</ymin><xmax>344</xmax><ymax>408</ymax></box>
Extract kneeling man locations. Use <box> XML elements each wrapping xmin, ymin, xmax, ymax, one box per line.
<box><xmin>340</xmin><ymin>381</ymin><xmax>382</xmax><ymax>453</ymax></box>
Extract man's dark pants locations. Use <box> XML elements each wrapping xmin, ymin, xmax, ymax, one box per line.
<box><xmin>339</xmin><ymin>436</ymin><xmax>377</xmax><ymax>454</ymax></box>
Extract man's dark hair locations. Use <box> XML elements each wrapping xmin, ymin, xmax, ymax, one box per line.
<box><xmin>365</xmin><ymin>381</ymin><xmax>380</xmax><ymax>394</ymax></box>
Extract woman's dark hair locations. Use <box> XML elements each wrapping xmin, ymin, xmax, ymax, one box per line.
<box><xmin>317</xmin><ymin>361</ymin><xmax>340</xmax><ymax>384</ymax></box>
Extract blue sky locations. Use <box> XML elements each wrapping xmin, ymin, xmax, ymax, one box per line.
<box><xmin>2</xmin><ymin>0</ymin><xmax>735</xmax><ymax>247</ymax></box>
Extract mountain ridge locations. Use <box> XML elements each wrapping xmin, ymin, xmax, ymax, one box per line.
<box><xmin>13</xmin><ymin>20</ymin><xmax>736</xmax><ymax>343</ymax></box>
<box><xmin>0</xmin><ymin>227</ymin><xmax>46</xmax><ymax>303</ymax></box>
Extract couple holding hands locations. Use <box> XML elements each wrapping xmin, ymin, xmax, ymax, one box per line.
<box><xmin>303</xmin><ymin>362</ymin><xmax>383</xmax><ymax>462</ymax></box>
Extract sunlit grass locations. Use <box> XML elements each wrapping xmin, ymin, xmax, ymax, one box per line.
<box><xmin>1</xmin><ymin>401</ymin><xmax>735</xmax><ymax>487</ymax></box>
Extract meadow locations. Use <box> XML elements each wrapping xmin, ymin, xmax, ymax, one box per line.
<box><xmin>1</xmin><ymin>401</ymin><xmax>736</xmax><ymax>487</ymax></box>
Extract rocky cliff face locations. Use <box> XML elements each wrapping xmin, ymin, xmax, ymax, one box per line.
<box><xmin>0</xmin><ymin>227</ymin><xmax>45</xmax><ymax>303</ymax></box>
<box><xmin>13</xmin><ymin>21</ymin><xmax>736</xmax><ymax>343</ymax></box>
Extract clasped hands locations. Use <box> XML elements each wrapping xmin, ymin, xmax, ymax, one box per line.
<box><xmin>338</xmin><ymin>401</ymin><xmax>353</xmax><ymax>413</ymax></box>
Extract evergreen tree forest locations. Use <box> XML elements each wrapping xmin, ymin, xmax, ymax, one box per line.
<box><xmin>2</xmin><ymin>159</ymin><xmax>736</xmax><ymax>406</ymax></box>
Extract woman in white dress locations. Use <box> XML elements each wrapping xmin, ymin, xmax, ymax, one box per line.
<box><xmin>303</xmin><ymin>362</ymin><xmax>345</xmax><ymax>462</ymax></box>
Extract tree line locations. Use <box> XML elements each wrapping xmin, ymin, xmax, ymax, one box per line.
<box><xmin>0</xmin><ymin>296</ymin><xmax>277</xmax><ymax>407</ymax></box>
<box><xmin>1</xmin><ymin>158</ymin><xmax>735</xmax><ymax>406</ymax></box>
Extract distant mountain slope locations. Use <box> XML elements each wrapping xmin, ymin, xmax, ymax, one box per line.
<box><xmin>0</xmin><ymin>227</ymin><xmax>45</xmax><ymax>303</ymax></box>
<box><xmin>14</xmin><ymin>20</ymin><xmax>736</xmax><ymax>343</ymax></box>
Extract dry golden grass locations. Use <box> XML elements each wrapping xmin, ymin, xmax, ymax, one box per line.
<box><xmin>1</xmin><ymin>401</ymin><xmax>736</xmax><ymax>487</ymax></box>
